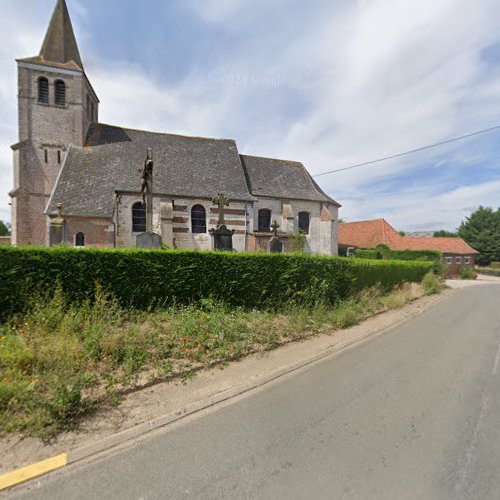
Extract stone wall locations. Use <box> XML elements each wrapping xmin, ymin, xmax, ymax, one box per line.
<box><xmin>11</xmin><ymin>62</ymin><xmax>98</xmax><ymax>246</ymax></box>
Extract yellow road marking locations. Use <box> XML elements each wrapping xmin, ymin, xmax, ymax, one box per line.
<box><xmin>0</xmin><ymin>453</ymin><xmax>67</xmax><ymax>491</ymax></box>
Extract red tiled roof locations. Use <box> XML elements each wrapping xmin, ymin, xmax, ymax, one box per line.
<box><xmin>339</xmin><ymin>219</ymin><xmax>478</xmax><ymax>255</ymax></box>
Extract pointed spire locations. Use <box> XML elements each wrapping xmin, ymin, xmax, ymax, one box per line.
<box><xmin>39</xmin><ymin>0</ymin><xmax>83</xmax><ymax>70</ymax></box>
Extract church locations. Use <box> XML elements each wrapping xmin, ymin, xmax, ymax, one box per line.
<box><xmin>10</xmin><ymin>0</ymin><xmax>340</xmax><ymax>255</ymax></box>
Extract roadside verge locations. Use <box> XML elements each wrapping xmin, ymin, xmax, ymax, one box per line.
<box><xmin>1</xmin><ymin>288</ymin><xmax>453</xmax><ymax>493</ymax></box>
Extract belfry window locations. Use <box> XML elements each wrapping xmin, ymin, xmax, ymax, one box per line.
<box><xmin>38</xmin><ymin>77</ymin><xmax>49</xmax><ymax>104</ymax></box>
<box><xmin>298</xmin><ymin>212</ymin><xmax>310</xmax><ymax>234</ymax></box>
<box><xmin>55</xmin><ymin>80</ymin><xmax>66</xmax><ymax>106</ymax></box>
<box><xmin>132</xmin><ymin>202</ymin><xmax>146</xmax><ymax>233</ymax></box>
<box><xmin>75</xmin><ymin>232</ymin><xmax>85</xmax><ymax>247</ymax></box>
<box><xmin>191</xmin><ymin>205</ymin><xmax>207</xmax><ymax>234</ymax></box>
<box><xmin>258</xmin><ymin>209</ymin><xmax>271</xmax><ymax>232</ymax></box>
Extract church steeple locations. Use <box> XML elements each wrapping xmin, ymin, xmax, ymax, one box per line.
<box><xmin>19</xmin><ymin>0</ymin><xmax>84</xmax><ymax>71</ymax></box>
<box><xmin>40</xmin><ymin>0</ymin><xmax>83</xmax><ymax>70</ymax></box>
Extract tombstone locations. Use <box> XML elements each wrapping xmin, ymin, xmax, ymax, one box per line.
<box><xmin>209</xmin><ymin>193</ymin><xmax>235</xmax><ymax>251</ymax></box>
<box><xmin>49</xmin><ymin>203</ymin><xmax>66</xmax><ymax>246</ymax></box>
<box><xmin>136</xmin><ymin>149</ymin><xmax>163</xmax><ymax>249</ymax></box>
<box><xmin>269</xmin><ymin>219</ymin><xmax>283</xmax><ymax>253</ymax></box>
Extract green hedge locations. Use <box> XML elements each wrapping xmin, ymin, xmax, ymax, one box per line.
<box><xmin>477</xmin><ymin>267</ymin><xmax>500</xmax><ymax>277</ymax></box>
<box><xmin>354</xmin><ymin>248</ymin><xmax>442</xmax><ymax>262</ymax></box>
<box><xmin>0</xmin><ymin>247</ymin><xmax>433</xmax><ymax>320</ymax></box>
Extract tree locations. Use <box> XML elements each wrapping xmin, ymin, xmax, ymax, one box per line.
<box><xmin>458</xmin><ymin>206</ymin><xmax>500</xmax><ymax>265</ymax></box>
<box><xmin>433</xmin><ymin>230</ymin><xmax>458</xmax><ymax>237</ymax></box>
<box><xmin>0</xmin><ymin>220</ymin><xmax>10</xmax><ymax>236</ymax></box>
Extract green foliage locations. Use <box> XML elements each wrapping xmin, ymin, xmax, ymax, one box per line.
<box><xmin>477</xmin><ymin>267</ymin><xmax>500</xmax><ymax>277</ymax></box>
<box><xmin>0</xmin><ymin>247</ymin><xmax>433</xmax><ymax>321</ymax></box>
<box><xmin>0</xmin><ymin>282</ymin><xmax>428</xmax><ymax>437</ymax></box>
<box><xmin>433</xmin><ymin>230</ymin><xmax>458</xmax><ymax>237</ymax></box>
<box><xmin>490</xmin><ymin>262</ymin><xmax>500</xmax><ymax>269</ymax></box>
<box><xmin>458</xmin><ymin>206</ymin><xmax>500</xmax><ymax>265</ymax></box>
<box><xmin>288</xmin><ymin>230</ymin><xmax>307</xmax><ymax>252</ymax></box>
<box><xmin>354</xmin><ymin>247</ymin><xmax>442</xmax><ymax>263</ymax></box>
<box><xmin>399</xmin><ymin>231</ymin><xmax>406</xmax><ymax>236</ymax></box>
<box><xmin>421</xmin><ymin>271</ymin><xmax>444</xmax><ymax>295</ymax></box>
<box><xmin>458</xmin><ymin>267</ymin><xmax>477</xmax><ymax>280</ymax></box>
<box><xmin>0</xmin><ymin>220</ymin><xmax>10</xmax><ymax>237</ymax></box>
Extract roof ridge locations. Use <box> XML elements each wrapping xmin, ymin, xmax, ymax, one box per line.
<box><xmin>240</xmin><ymin>153</ymin><xmax>304</xmax><ymax>165</ymax></box>
<box><xmin>93</xmin><ymin>122</ymin><xmax>237</xmax><ymax>143</ymax></box>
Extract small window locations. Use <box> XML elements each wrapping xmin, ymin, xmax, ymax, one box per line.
<box><xmin>258</xmin><ymin>209</ymin><xmax>271</xmax><ymax>232</ymax></box>
<box><xmin>91</xmin><ymin>102</ymin><xmax>95</xmax><ymax>122</ymax></box>
<box><xmin>445</xmin><ymin>257</ymin><xmax>453</xmax><ymax>264</ymax></box>
<box><xmin>44</xmin><ymin>149</ymin><xmax>48</xmax><ymax>163</ymax></box>
<box><xmin>87</xmin><ymin>95</ymin><xmax>91</xmax><ymax>119</ymax></box>
<box><xmin>54</xmin><ymin>80</ymin><xmax>66</xmax><ymax>106</ymax></box>
<box><xmin>75</xmin><ymin>232</ymin><xmax>85</xmax><ymax>247</ymax></box>
<box><xmin>57</xmin><ymin>150</ymin><xmax>61</xmax><ymax>164</ymax></box>
<box><xmin>298</xmin><ymin>212</ymin><xmax>310</xmax><ymax>234</ymax></box>
<box><xmin>132</xmin><ymin>202</ymin><xmax>146</xmax><ymax>233</ymax></box>
<box><xmin>191</xmin><ymin>205</ymin><xmax>207</xmax><ymax>234</ymax></box>
<box><xmin>38</xmin><ymin>77</ymin><xmax>49</xmax><ymax>104</ymax></box>
<box><xmin>464</xmin><ymin>257</ymin><xmax>471</xmax><ymax>265</ymax></box>
<box><xmin>455</xmin><ymin>256</ymin><xmax>462</xmax><ymax>264</ymax></box>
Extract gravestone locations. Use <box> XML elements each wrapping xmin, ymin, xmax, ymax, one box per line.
<box><xmin>269</xmin><ymin>219</ymin><xmax>283</xmax><ymax>253</ymax></box>
<box><xmin>136</xmin><ymin>149</ymin><xmax>162</xmax><ymax>249</ymax></box>
<box><xmin>209</xmin><ymin>193</ymin><xmax>235</xmax><ymax>251</ymax></box>
<box><xmin>49</xmin><ymin>203</ymin><xmax>66</xmax><ymax>246</ymax></box>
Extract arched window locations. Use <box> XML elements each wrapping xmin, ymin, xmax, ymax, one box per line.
<box><xmin>54</xmin><ymin>80</ymin><xmax>66</xmax><ymax>106</ymax></box>
<box><xmin>298</xmin><ymin>212</ymin><xmax>310</xmax><ymax>234</ymax></box>
<box><xmin>38</xmin><ymin>77</ymin><xmax>49</xmax><ymax>104</ymax></box>
<box><xmin>258</xmin><ymin>209</ymin><xmax>271</xmax><ymax>232</ymax></box>
<box><xmin>132</xmin><ymin>202</ymin><xmax>146</xmax><ymax>233</ymax></box>
<box><xmin>191</xmin><ymin>205</ymin><xmax>206</xmax><ymax>234</ymax></box>
<box><xmin>75</xmin><ymin>232</ymin><xmax>85</xmax><ymax>247</ymax></box>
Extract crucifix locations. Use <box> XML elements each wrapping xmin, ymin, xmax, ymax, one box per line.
<box><xmin>271</xmin><ymin>219</ymin><xmax>280</xmax><ymax>237</ymax></box>
<box><xmin>212</xmin><ymin>192</ymin><xmax>230</xmax><ymax>227</ymax></box>
<box><xmin>139</xmin><ymin>148</ymin><xmax>154</xmax><ymax>233</ymax></box>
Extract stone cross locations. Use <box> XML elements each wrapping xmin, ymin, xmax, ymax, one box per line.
<box><xmin>271</xmin><ymin>219</ymin><xmax>280</xmax><ymax>237</ymax></box>
<box><xmin>212</xmin><ymin>192</ymin><xmax>230</xmax><ymax>227</ymax></box>
<box><xmin>139</xmin><ymin>149</ymin><xmax>154</xmax><ymax>233</ymax></box>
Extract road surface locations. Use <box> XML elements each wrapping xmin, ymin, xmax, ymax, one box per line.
<box><xmin>10</xmin><ymin>283</ymin><xmax>500</xmax><ymax>499</ymax></box>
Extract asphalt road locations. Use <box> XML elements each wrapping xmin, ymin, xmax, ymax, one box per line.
<box><xmin>11</xmin><ymin>284</ymin><xmax>500</xmax><ymax>500</ymax></box>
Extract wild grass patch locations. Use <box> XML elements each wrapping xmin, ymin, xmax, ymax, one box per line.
<box><xmin>1</xmin><ymin>282</ymin><xmax>427</xmax><ymax>439</ymax></box>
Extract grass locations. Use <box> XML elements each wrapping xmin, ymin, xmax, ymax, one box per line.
<box><xmin>0</xmin><ymin>282</ymin><xmax>428</xmax><ymax>439</ymax></box>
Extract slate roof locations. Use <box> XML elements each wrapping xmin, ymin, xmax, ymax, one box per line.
<box><xmin>240</xmin><ymin>155</ymin><xmax>340</xmax><ymax>205</ymax></box>
<box><xmin>48</xmin><ymin>124</ymin><xmax>257</xmax><ymax>217</ymax></box>
<box><xmin>339</xmin><ymin>219</ymin><xmax>478</xmax><ymax>255</ymax></box>
<box><xmin>18</xmin><ymin>0</ymin><xmax>83</xmax><ymax>72</ymax></box>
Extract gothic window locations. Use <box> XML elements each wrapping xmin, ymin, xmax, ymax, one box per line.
<box><xmin>38</xmin><ymin>77</ymin><xmax>49</xmax><ymax>104</ymax></box>
<box><xmin>258</xmin><ymin>209</ymin><xmax>271</xmax><ymax>232</ymax></box>
<box><xmin>132</xmin><ymin>202</ymin><xmax>146</xmax><ymax>233</ymax></box>
<box><xmin>54</xmin><ymin>80</ymin><xmax>66</xmax><ymax>106</ymax></box>
<box><xmin>191</xmin><ymin>205</ymin><xmax>207</xmax><ymax>234</ymax></box>
<box><xmin>298</xmin><ymin>212</ymin><xmax>310</xmax><ymax>234</ymax></box>
<box><xmin>75</xmin><ymin>232</ymin><xmax>85</xmax><ymax>247</ymax></box>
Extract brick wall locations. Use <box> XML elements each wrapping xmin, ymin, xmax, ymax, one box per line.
<box><xmin>11</xmin><ymin>62</ymin><xmax>98</xmax><ymax>246</ymax></box>
<box><xmin>444</xmin><ymin>253</ymin><xmax>476</xmax><ymax>276</ymax></box>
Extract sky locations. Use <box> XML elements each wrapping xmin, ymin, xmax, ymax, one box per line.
<box><xmin>0</xmin><ymin>0</ymin><xmax>500</xmax><ymax>232</ymax></box>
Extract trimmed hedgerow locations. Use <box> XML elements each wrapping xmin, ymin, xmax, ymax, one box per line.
<box><xmin>0</xmin><ymin>247</ymin><xmax>433</xmax><ymax>320</ymax></box>
<box><xmin>354</xmin><ymin>248</ymin><xmax>442</xmax><ymax>262</ymax></box>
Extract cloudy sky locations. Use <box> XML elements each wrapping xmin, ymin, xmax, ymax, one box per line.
<box><xmin>1</xmin><ymin>0</ymin><xmax>499</xmax><ymax>231</ymax></box>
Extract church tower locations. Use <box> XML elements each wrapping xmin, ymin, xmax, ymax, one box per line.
<box><xmin>10</xmin><ymin>0</ymin><xmax>99</xmax><ymax>245</ymax></box>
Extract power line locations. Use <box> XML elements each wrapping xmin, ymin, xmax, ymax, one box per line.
<box><xmin>313</xmin><ymin>123</ymin><xmax>500</xmax><ymax>178</ymax></box>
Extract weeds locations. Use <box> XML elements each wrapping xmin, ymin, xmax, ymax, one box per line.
<box><xmin>0</xmin><ymin>282</ymin><xmax>428</xmax><ymax>439</ymax></box>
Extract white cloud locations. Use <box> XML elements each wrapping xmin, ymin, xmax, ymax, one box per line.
<box><xmin>1</xmin><ymin>0</ymin><xmax>500</xmax><ymax>232</ymax></box>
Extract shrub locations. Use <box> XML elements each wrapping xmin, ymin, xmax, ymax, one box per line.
<box><xmin>490</xmin><ymin>262</ymin><xmax>500</xmax><ymax>269</ymax></box>
<box><xmin>354</xmin><ymin>248</ymin><xmax>442</xmax><ymax>262</ymax></box>
<box><xmin>0</xmin><ymin>247</ymin><xmax>433</xmax><ymax>320</ymax></box>
<box><xmin>421</xmin><ymin>271</ymin><xmax>444</xmax><ymax>295</ymax></box>
<box><xmin>288</xmin><ymin>230</ymin><xmax>307</xmax><ymax>253</ymax></box>
<box><xmin>458</xmin><ymin>267</ymin><xmax>477</xmax><ymax>280</ymax></box>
